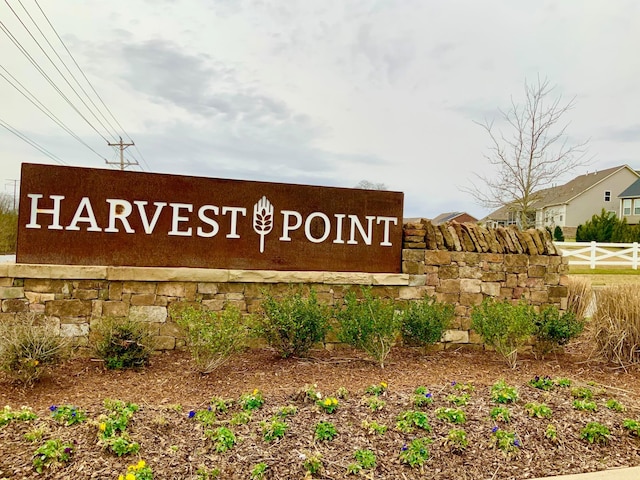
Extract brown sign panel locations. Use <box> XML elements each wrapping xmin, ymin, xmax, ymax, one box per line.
<box><xmin>17</xmin><ymin>163</ymin><xmax>404</xmax><ymax>273</ymax></box>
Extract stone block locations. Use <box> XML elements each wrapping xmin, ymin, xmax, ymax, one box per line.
<box><xmin>402</xmin><ymin>262</ymin><xmax>426</xmax><ymax>275</ymax></box>
<box><xmin>459</xmin><ymin>266</ymin><xmax>482</xmax><ymax>279</ymax></box>
<box><xmin>408</xmin><ymin>275</ymin><xmax>426</xmax><ymax>287</ymax></box>
<box><xmin>323</xmin><ymin>272</ymin><xmax>372</xmax><ymax>285</ymax></box>
<box><xmin>153</xmin><ymin>336</ymin><xmax>176</xmax><ymax>350</ymax></box>
<box><xmin>531</xmin><ymin>290</ymin><xmax>549</xmax><ymax>303</ymax></box>
<box><xmin>202</xmin><ymin>299</ymin><xmax>225</xmax><ymax>311</ymax></box>
<box><xmin>526</xmin><ymin>278</ymin><xmax>544</xmax><ymax>289</ymax></box>
<box><xmin>398</xmin><ymin>286</ymin><xmax>433</xmax><ymax>300</ymax></box>
<box><xmin>505</xmin><ymin>274</ymin><xmax>518</xmax><ymax>288</ymax></box>
<box><xmin>225</xmin><ymin>292</ymin><xmax>245</xmax><ymax>301</ymax></box>
<box><xmin>442</xmin><ymin>329</ymin><xmax>469</xmax><ymax>343</ymax></box>
<box><xmin>527</xmin><ymin>265</ymin><xmax>546</xmax><ymax>278</ymax></box>
<box><xmin>548</xmin><ymin>285</ymin><xmax>568</xmax><ymax>299</ymax></box>
<box><xmin>481</xmin><ymin>272</ymin><xmax>505</xmax><ymax>282</ymax></box>
<box><xmin>459</xmin><ymin>292</ymin><xmax>483</xmax><ymax>306</ymax></box>
<box><xmin>74</xmin><ymin>289</ymin><xmax>98</xmax><ymax>300</ymax></box>
<box><xmin>0</xmin><ymin>287</ymin><xmax>24</xmax><ymax>299</ymax></box>
<box><xmin>154</xmin><ymin>296</ymin><xmax>169</xmax><ymax>307</ymax></box>
<box><xmin>468</xmin><ymin>330</ymin><xmax>484</xmax><ymax>344</ymax></box>
<box><xmin>129</xmin><ymin>305</ymin><xmax>167</xmax><ymax>323</ymax></box>
<box><xmin>24</xmin><ymin>279</ymin><xmax>70</xmax><ymax>294</ymax></box>
<box><xmin>459</xmin><ymin>252</ymin><xmax>481</xmax><ymax>266</ymax></box>
<box><xmin>483</xmin><ymin>253</ymin><xmax>504</xmax><ymax>263</ymax></box>
<box><xmin>439</xmin><ymin>265</ymin><xmax>459</xmax><ymax>279</ymax></box>
<box><xmin>529</xmin><ymin>255</ymin><xmax>550</xmax><ymax>266</ymax></box>
<box><xmin>45</xmin><ymin>299</ymin><xmax>92</xmax><ymax>317</ymax></box>
<box><xmin>404</xmin><ymin>242</ymin><xmax>427</xmax><ymax>249</ymax></box>
<box><xmin>404</xmin><ymin>235</ymin><xmax>425</xmax><ymax>243</ymax></box>
<box><xmin>559</xmin><ymin>275</ymin><xmax>570</xmax><ymax>286</ymax></box>
<box><xmin>102</xmin><ymin>301</ymin><xmax>128</xmax><ymax>317</ymax></box>
<box><xmin>156</xmin><ymin>282</ymin><xmax>197</xmax><ymax>299</ymax></box>
<box><xmin>60</xmin><ymin>322</ymin><xmax>89</xmax><ymax>337</ymax></box>
<box><xmin>225</xmin><ymin>300</ymin><xmax>247</xmax><ymax>312</ymax></box>
<box><xmin>543</xmin><ymin>273</ymin><xmax>560</xmax><ymax>285</ymax></box>
<box><xmin>109</xmin><ymin>282</ymin><xmax>123</xmax><ymax>300</ymax></box>
<box><xmin>131</xmin><ymin>294</ymin><xmax>157</xmax><ymax>306</ymax></box>
<box><xmin>2</xmin><ymin>299</ymin><xmax>28</xmax><ymax>313</ymax></box>
<box><xmin>459</xmin><ymin>316</ymin><xmax>472</xmax><ymax>330</ymax></box>
<box><xmin>425</xmin><ymin>273</ymin><xmax>439</xmax><ymax>286</ymax></box>
<box><xmin>123</xmin><ymin>281</ymin><xmax>157</xmax><ymax>295</ymax></box>
<box><xmin>437</xmin><ymin>279</ymin><xmax>461</xmax><ymax>294</ymax></box>
<box><xmin>460</xmin><ymin>279</ymin><xmax>481</xmax><ymax>294</ymax></box>
<box><xmin>504</xmin><ymin>254</ymin><xmax>529</xmax><ymax>269</ymax></box>
<box><xmin>29</xmin><ymin>304</ymin><xmax>45</xmax><ymax>313</ymax></box>
<box><xmin>424</xmin><ymin>250</ymin><xmax>452</xmax><ymax>266</ymax></box>
<box><xmin>372</xmin><ymin>273</ymin><xmax>408</xmax><ymax>286</ymax></box>
<box><xmin>0</xmin><ymin>277</ymin><xmax>13</xmax><ymax>287</ymax></box>
<box><xmin>158</xmin><ymin>321</ymin><xmax>182</xmax><ymax>337</ymax></box>
<box><xmin>91</xmin><ymin>300</ymin><xmax>102</xmax><ymax>318</ymax></box>
<box><xmin>217</xmin><ymin>283</ymin><xmax>246</xmax><ymax>294</ymax></box>
<box><xmin>481</xmin><ymin>282</ymin><xmax>501</xmax><ymax>297</ymax></box>
<box><xmin>435</xmin><ymin>292</ymin><xmax>459</xmax><ymax>304</ymax></box>
<box><xmin>198</xmin><ymin>282</ymin><xmax>218</xmax><ymax>295</ymax></box>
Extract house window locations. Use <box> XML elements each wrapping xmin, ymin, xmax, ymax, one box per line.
<box><xmin>559</xmin><ymin>215</ymin><xmax>563</xmax><ymax>222</ymax></box>
<box><xmin>634</xmin><ymin>199</ymin><xmax>640</xmax><ymax>215</ymax></box>
<box><xmin>604</xmin><ymin>191</ymin><xmax>611</xmax><ymax>202</ymax></box>
<box><xmin>623</xmin><ymin>199</ymin><xmax>632</xmax><ymax>215</ymax></box>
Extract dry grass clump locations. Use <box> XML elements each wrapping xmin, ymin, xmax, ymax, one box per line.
<box><xmin>592</xmin><ymin>285</ymin><xmax>640</xmax><ymax>367</ymax></box>
<box><xmin>566</xmin><ymin>276</ymin><xmax>593</xmax><ymax>320</ymax></box>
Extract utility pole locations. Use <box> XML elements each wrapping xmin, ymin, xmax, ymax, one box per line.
<box><xmin>5</xmin><ymin>179</ymin><xmax>18</xmax><ymax>211</ymax></box>
<box><xmin>107</xmin><ymin>137</ymin><xmax>137</xmax><ymax>170</ymax></box>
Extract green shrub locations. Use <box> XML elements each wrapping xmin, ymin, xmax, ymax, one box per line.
<box><xmin>32</xmin><ymin>438</ymin><xmax>73</xmax><ymax>473</ymax></box>
<box><xmin>172</xmin><ymin>304</ymin><xmax>250</xmax><ymax>373</ymax></box>
<box><xmin>470</xmin><ymin>298</ymin><xmax>536</xmax><ymax>368</ymax></box>
<box><xmin>256</xmin><ymin>288</ymin><xmax>329</xmax><ymax>358</ymax></box>
<box><xmin>0</xmin><ymin>195</ymin><xmax>17</xmax><ymax>254</ymax></box>
<box><xmin>400</xmin><ymin>295</ymin><xmax>452</xmax><ymax>347</ymax></box>
<box><xmin>335</xmin><ymin>287</ymin><xmax>401</xmax><ymax>368</ymax></box>
<box><xmin>553</xmin><ymin>226</ymin><xmax>565</xmax><ymax>242</ymax></box>
<box><xmin>534</xmin><ymin>306</ymin><xmax>584</xmax><ymax>357</ymax></box>
<box><xmin>0</xmin><ymin>313</ymin><xmax>68</xmax><ymax>385</ymax></box>
<box><xmin>91</xmin><ymin>316</ymin><xmax>154</xmax><ymax>369</ymax></box>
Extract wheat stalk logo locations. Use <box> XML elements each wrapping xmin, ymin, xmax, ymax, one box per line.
<box><xmin>253</xmin><ymin>196</ymin><xmax>274</xmax><ymax>253</ymax></box>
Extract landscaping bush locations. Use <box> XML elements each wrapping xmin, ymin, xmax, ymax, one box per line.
<box><xmin>335</xmin><ymin>287</ymin><xmax>401</xmax><ymax>368</ymax></box>
<box><xmin>91</xmin><ymin>316</ymin><xmax>154</xmax><ymax>369</ymax></box>
<box><xmin>553</xmin><ymin>226</ymin><xmax>565</xmax><ymax>242</ymax></box>
<box><xmin>533</xmin><ymin>306</ymin><xmax>585</xmax><ymax>358</ymax></box>
<box><xmin>0</xmin><ymin>312</ymin><xmax>68</xmax><ymax>385</ymax></box>
<box><xmin>470</xmin><ymin>298</ymin><xmax>536</xmax><ymax>368</ymax></box>
<box><xmin>256</xmin><ymin>288</ymin><xmax>330</xmax><ymax>358</ymax></box>
<box><xmin>400</xmin><ymin>295</ymin><xmax>453</xmax><ymax>347</ymax></box>
<box><xmin>172</xmin><ymin>304</ymin><xmax>250</xmax><ymax>373</ymax></box>
<box><xmin>566</xmin><ymin>276</ymin><xmax>593</xmax><ymax>321</ymax></box>
<box><xmin>592</xmin><ymin>285</ymin><xmax>640</xmax><ymax>367</ymax></box>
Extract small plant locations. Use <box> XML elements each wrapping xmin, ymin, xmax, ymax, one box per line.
<box><xmin>230</xmin><ymin>411</ymin><xmax>252</xmax><ymax>425</ymax></box>
<box><xmin>32</xmin><ymin>439</ymin><xmax>74</xmax><ymax>473</ymax></box>
<box><xmin>545</xmin><ymin>424</ymin><xmax>559</xmax><ymax>443</ymax></box>
<box><xmin>250</xmin><ymin>462</ymin><xmax>268</xmax><ymax>480</ymax></box>
<box><xmin>529</xmin><ymin>375</ymin><xmax>555</xmax><ymax>391</ymax></box>
<box><xmin>256</xmin><ymin>288</ymin><xmax>330</xmax><ymax>358</ymax></box>
<box><xmin>605</xmin><ymin>399</ymin><xmax>625</xmax><ymax>412</ymax></box>
<box><xmin>24</xmin><ymin>427</ymin><xmax>46</xmax><ymax>442</ymax></box>
<box><xmin>107</xmin><ymin>433</ymin><xmax>140</xmax><ymax>456</ymax></box>
<box><xmin>172</xmin><ymin>304</ymin><xmax>251</xmax><ymax>373</ymax></box>
<box><xmin>365</xmin><ymin>381</ymin><xmax>388</xmax><ymax>396</ymax></box>
<box><xmin>366</xmin><ymin>397</ymin><xmax>386</xmax><ymax>412</ymax></box>
<box><xmin>240</xmin><ymin>389</ymin><xmax>265</xmax><ymax>411</ymax></box>
<box><xmin>98</xmin><ymin>399</ymin><xmax>140</xmax><ymax>456</ymax></box>
<box><xmin>302</xmin><ymin>452</ymin><xmax>323</xmax><ymax>476</ymax></box>
<box><xmin>452</xmin><ymin>381</ymin><xmax>475</xmax><ymax>392</ymax></box>
<box><xmin>347</xmin><ymin>449</ymin><xmax>376</xmax><ymax>474</ymax></box>
<box><xmin>412</xmin><ymin>386</ymin><xmax>434</xmax><ymax>408</ymax></box>
<box><xmin>555</xmin><ymin>378</ymin><xmax>572</xmax><ymax>387</ymax></box>
<box><xmin>491</xmin><ymin>427</ymin><xmax>521</xmax><ymax>454</ymax></box>
<box><xmin>0</xmin><ymin>405</ymin><xmax>37</xmax><ymax>427</ymax></box>
<box><xmin>490</xmin><ymin>406</ymin><xmax>511</xmax><ymax>423</ymax></box>
<box><xmin>400</xmin><ymin>295</ymin><xmax>453</xmax><ymax>347</ymax></box>
<box><xmin>118</xmin><ymin>459</ymin><xmax>153</xmax><ymax>480</ymax></box>
<box><xmin>317</xmin><ymin>397</ymin><xmax>339</xmax><ymax>414</ymax></box>
<box><xmin>196</xmin><ymin>465</ymin><xmax>220</xmax><ymax>479</ymax></box>
<box><xmin>191</xmin><ymin>408</ymin><xmax>217</xmax><ymax>426</ymax></box>
<box><xmin>571</xmin><ymin>386</ymin><xmax>594</xmax><ymax>400</ymax></box>
<box><xmin>534</xmin><ymin>305</ymin><xmax>584</xmax><ymax>357</ymax></box>
<box><xmin>623</xmin><ymin>419</ymin><xmax>640</xmax><ymax>437</ymax></box>
<box><xmin>491</xmin><ymin>379</ymin><xmax>519</xmax><ymax>404</ymax></box>
<box><xmin>580</xmin><ymin>422</ymin><xmax>610</xmax><ymax>444</ymax></box>
<box><xmin>396</xmin><ymin>410</ymin><xmax>432</xmax><ymax>433</ymax></box>
<box><xmin>335</xmin><ymin>387</ymin><xmax>349</xmax><ymax>399</ymax></box>
<box><xmin>335</xmin><ymin>287</ymin><xmax>401</xmax><ymax>368</ymax></box>
<box><xmin>362</xmin><ymin>419</ymin><xmax>387</xmax><ymax>435</ymax></box>
<box><xmin>261</xmin><ymin>417</ymin><xmax>288</xmax><ymax>442</ymax></box>
<box><xmin>91</xmin><ymin>316</ymin><xmax>153</xmax><ymax>369</ymax></box>
<box><xmin>399</xmin><ymin>438</ymin><xmax>432</xmax><ymax>468</ymax></box>
<box><xmin>314</xmin><ymin>421</ymin><xmax>337</xmax><ymax>441</ymax></box>
<box><xmin>277</xmin><ymin>405</ymin><xmax>298</xmax><ymax>418</ymax></box>
<box><xmin>50</xmin><ymin>404</ymin><xmax>87</xmax><ymax>426</ymax></box>
<box><xmin>573</xmin><ymin>400</ymin><xmax>597</xmax><ymax>412</ymax></box>
<box><xmin>445</xmin><ymin>428</ymin><xmax>468</xmax><ymax>452</ymax></box>
<box><xmin>209</xmin><ymin>396</ymin><xmax>229</xmax><ymax>413</ymax></box>
<box><xmin>524</xmin><ymin>402</ymin><xmax>552</xmax><ymax>418</ymax></box>
<box><xmin>0</xmin><ymin>313</ymin><xmax>68</xmax><ymax>385</ymax></box>
<box><xmin>470</xmin><ymin>298</ymin><xmax>536</xmax><ymax>368</ymax></box>
<box><xmin>435</xmin><ymin>407</ymin><xmax>466</xmax><ymax>424</ymax></box>
<box><xmin>302</xmin><ymin>384</ymin><xmax>323</xmax><ymax>402</ymax></box>
<box><xmin>447</xmin><ymin>393</ymin><xmax>470</xmax><ymax>406</ymax></box>
<box><xmin>205</xmin><ymin>427</ymin><xmax>236</xmax><ymax>452</ymax></box>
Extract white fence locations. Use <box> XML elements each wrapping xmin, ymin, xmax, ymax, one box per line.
<box><xmin>554</xmin><ymin>242</ymin><xmax>640</xmax><ymax>269</ymax></box>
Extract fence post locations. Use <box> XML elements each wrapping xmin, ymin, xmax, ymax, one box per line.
<box><xmin>634</xmin><ymin>243</ymin><xmax>639</xmax><ymax>270</ymax></box>
<box><xmin>590</xmin><ymin>241</ymin><xmax>596</xmax><ymax>269</ymax></box>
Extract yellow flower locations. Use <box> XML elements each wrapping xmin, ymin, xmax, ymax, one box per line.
<box><xmin>380</xmin><ymin>382</ymin><xmax>387</xmax><ymax>389</ymax></box>
<box><xmin>98</xmin><ymin>423</ymin><xmax>106</xmax><ymax>431</ymax></box>
<box><xmin>118</xmin><ymin>476</ymin><xmax>124</xmax><ymax>480</ymax></box>
<box><xmin>324</xmin><ymin>399</ymin><xmax>331</xmax><ymax>406</ymax></box>
<box><xmin>136</xmin><ymin>460</ymin><xmax>146</xmax><ymax>470</ymax></box>
<box><xmin>126</xmin><ymin>473</ymin><xmax>136</xmax><ymax>480</ymax></box>
<box><xmin>331</xmin><ymin>398</ymin><xmax>338</xmax><ymax>405</ymax></box>
<box><xmin>33</xmin><ymin>360</ymin><xmax>39</xmax><ymax>366</ymax></box>
<box><xmin>253</xmin><ymin>389</ymin><xmax>259</xmax><ymax>395</ymax></box>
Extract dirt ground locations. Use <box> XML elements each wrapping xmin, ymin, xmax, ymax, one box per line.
<box><xmin>1</xmin><ymin>341</ymin><xmax>640</xmax><ymax>480</ymax></box>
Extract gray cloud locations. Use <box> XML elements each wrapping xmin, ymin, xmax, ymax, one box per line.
<box><xmin>599</xmin><ymin>125</ymin><xmax>640</xmax><ymax>144</ymax></box>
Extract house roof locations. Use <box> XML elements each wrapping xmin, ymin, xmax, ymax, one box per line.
<box><xmin>483</xmin><ymin>165</ymin><xmax>638</xmax><ymax>221</ymax></box>
<box><xmin>619</xmin><ymin>178</ymin><xmax>640</xmax><ymax>198</ymax></box>
<box><xmin>431</xmin><ymin>212</ymin><xmax>476</xmax><ymax>225</ymax></box>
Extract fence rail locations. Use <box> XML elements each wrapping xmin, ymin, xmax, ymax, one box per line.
<box><xmin>554</xmin><ymin>241</ymin><xmax>640</xmax><ymax>269</ymax></box>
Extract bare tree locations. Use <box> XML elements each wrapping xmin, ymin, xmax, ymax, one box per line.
<box><xmin>355</xmin><ymin>180</ymin><xmax>388</xmax><ymax>190</ymax></box>
<box><xmin>464</xmin><ymin>77</ymin><xmax>589</xmax><ymax>228</ymax></box>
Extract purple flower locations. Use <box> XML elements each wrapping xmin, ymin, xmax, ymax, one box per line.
<box><xmin>401</xmin><ymin>444</ymin><xmax>408</xmax><ymax>451</ymax></box>
<box><xmin>491</xmin><ymin>426</ymin><xmax>498</xmax><ymax>433</ymax></box>
<box><xmin>208</xmin><ymin>406</ymin><xmax>212</xmax><ymax>411</ymax></box>
<box><xmin>451</xmin><ymin>381</ymin><xmax>457</xmax><ymax>386</ymax></box>
<box><xmin>514</xmin><ymin>439</ymin><xmax>522</xmax><ymax>448</ymax></box>
<box><xmin>425</xmin><ymin>393</ymin><xmax>432</xmax><ymax>398</ymax></box>
<box><xmin>63</xmin><ymin>447</ymin><xmax>72</xmax><ymax>454</ymax></box>
<box><xmin>49</xmin><ymin>405</ymin><xmax>57</xmax><ymax>412</ymax></box>
<box><xmin>188</xmin><ymin>410</ymin><xmax>196</xmax><ymax>418</ymax></box>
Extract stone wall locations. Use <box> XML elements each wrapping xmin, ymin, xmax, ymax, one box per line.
<box><xmin>0</xmin><ymin>222</ymin><xmax>568</xmax><ymax>352</ymax></box>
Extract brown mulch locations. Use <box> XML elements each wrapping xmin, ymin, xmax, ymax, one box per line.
<box><xmin>1</xmin><ymin>345</ymin><xmax>640</xmax><ymax>479</ymax></box>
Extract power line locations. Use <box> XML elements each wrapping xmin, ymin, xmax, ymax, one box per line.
<box><xmin>0</xmin><ymin>116</ymin><xmax>68</xmax><ymax>166</ymax></box>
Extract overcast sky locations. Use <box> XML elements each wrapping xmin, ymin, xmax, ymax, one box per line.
<box><xmin>1</xmin><ymin>0</ymin><xmax>639</xmax><ymax>218</ymax></box>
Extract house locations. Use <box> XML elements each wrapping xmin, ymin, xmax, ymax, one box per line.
<box><xmin>618</xmin><ymin>178</ymin><xmax>640</xmax><ymax>224</ymax></box>
<box><xmin>431</xmin><ymin>211</ymin><xmax>478</xmax><ymax>225</ymax></box>
<box><xmin>483</xmin><ymin>165</ymin><xmax>640</xmax><ymax>237</ymax></box>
